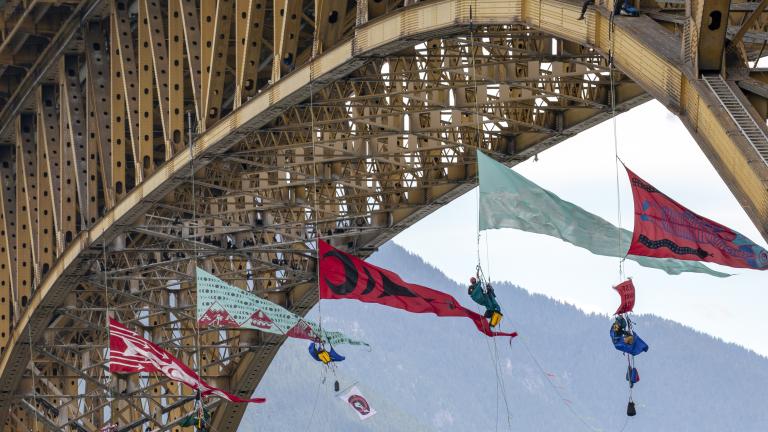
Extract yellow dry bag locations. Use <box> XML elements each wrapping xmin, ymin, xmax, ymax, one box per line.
<box><xmin>489</xmin><ymin>311</ymin><xmax>503</xmax><ymax>328</ymax></box>
<box><xmin>317</xmin><ymin>350</ymin><xmax>332</xmax><ymax>364</ymax></box>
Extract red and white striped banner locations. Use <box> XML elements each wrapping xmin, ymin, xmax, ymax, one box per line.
<box><xmin>109</xmin><ymin>319</ymin><xmax>265</xmax><ymax>403</ymax></box>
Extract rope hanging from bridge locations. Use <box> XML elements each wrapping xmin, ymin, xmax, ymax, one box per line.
<box><xmin>310</xmin><ymin>60</ymin><xmax>324</xmax><ymax>344</ymax></box>
<box><xmin>517</xmin><ymin>333</ymin><xmax>603</xmax><ymax>432</ymax></box>
<box><xmin>102</xmin><ymin>237</ymin><xmax>114</xmax><ymax>425</ymax></box>
<box><xmin>27</xmin><ymin>301</ymin><xmax>40</xmax><ymax>430</ymax></box>
<box><xmin>308</xmin><ymin>58</ymin><xmax>337</xmax><ymax>372</ymax></box>
<box><xmin>608</xmin><ymin>6</ymin><xmax>626</xmax><ymax>281</ymax></box>
<box><xmin>469</xmin><ymin>19</ymin><xmax>515</xmax><ymax>430</ymax></box>
<box><xmin>467</xmin><ymin>7</ymin><xmax>642</xmax><ymax>428</ymax></box>
<box><xmin>189</xmin><ymin>110</ymin><xmax>207</xmax><ymax>431</ymax></box>
<box><xmin>304</xmin><ymin>53</ymin><xmax>341</xmax><ymax>431</ymax></box>
<box><xmin>607</xmin><ymin>14</ymin><xmax>646</xmax><ymax>419</ymax></box>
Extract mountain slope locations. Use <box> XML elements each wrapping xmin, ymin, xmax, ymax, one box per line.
<box><xmin>240</xmin><ymin>242</ymin><xmax>768</xmax><ymax>431</ymax></box>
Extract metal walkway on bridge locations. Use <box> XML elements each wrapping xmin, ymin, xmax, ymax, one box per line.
<box><xmin>703</xmin><ymin>74</ymin><xmax>768</xmax><ymax>164</ymax></box>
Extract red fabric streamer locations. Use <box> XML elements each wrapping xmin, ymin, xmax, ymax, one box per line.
<box><xmin>109</xmin><ymin>319</ymin><xmax>265</xmax><ymax>403</ymax></box>
<box><xmin>626</xmin><ymin>167</ymin><xmax>768</xmax><ymax>270</ymax></box>
<box><xmin>318</xmin><ymin>240</ymin><xmax>517</xmax><ymax>338</ymax></box>
<box><xmin>613</xmin><ymin>279</ymin><xmax>635</xmax><ymax>315</ymax></box>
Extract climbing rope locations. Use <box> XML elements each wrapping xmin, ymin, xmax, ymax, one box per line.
<box><xmin>471</xmin><ymin>19</ymin><xmax>484</xmax><ymax>271</ymax></box>
<box><xmin>469</xmin><ymin>21</ymin><xmax>514</xmax><ymax>429</ymax></box>
<box><xmin>103</xmin><ymin>238</ymin><xmax>114</xmax><ymax>423</ymax></box>
<box><xmin>477</xmin><ymin>334</ymin><xmax>497</xmax><ymax>431</ymax></box>
<box><xmin>606</xmin><ymin>21</ymin><xmax>639</xmax><ymax>414</ymax></box>
<box><xmin>27</xmin><ymin>316</ymin><xmax>40</xmax><ymax>430</ymax></box>
<box><xmin>492</xmin><ymin>337</ymin><xmax>514</xmax><ymax>430</ymax></box>
<box><xmin>617</xmin><ymin>413</ymin><xmax>630</xmax><ymax>432</ymax></box>
<box><xmin>307</xmin><ymin>53</ymin><xmax>343</xmax><ymax>424</ymax></box>
<box><xmin>485</xmin><ymin>233</ymin><xmax>492</xmax><ymax>282</ymax></box>
<box><xmin>309</xmin><ymin>58</ymin><xmax>325</xmax><ymax>342</ymax></box>
<box><xmin>608</xmin><ymin>9</ymin><xmax>626</xmax><ymax>281</ymax></box>
<box><xmin>188</xmin><ymin>110</ymin><xmax>205</xmax><ymax>418</ymax></box>
<box><xmin>480</xmin><ymin>327</ymin><xmax>504</xmax><ymax>431</ymax></box>
<box><xmin>303</xmin><ymin>369</ymin><xmax>324</xmax><ymax>432</ymax></box>
<box><xmin>517</xmin><ymin>333</ymin><xmax>602</xmax><ymax>432</ymax></box>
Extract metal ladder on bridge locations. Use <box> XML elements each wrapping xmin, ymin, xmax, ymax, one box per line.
<box><xmin>702</xmin><ymin>74</ymin><xmax>768</xmax><ymax>165</ymax></box>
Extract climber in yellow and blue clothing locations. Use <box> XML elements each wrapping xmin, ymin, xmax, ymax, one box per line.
<box><xmin>468</xmin><ymin>276</ymin><xmax>503</xmax><ymax>327</ymax></box>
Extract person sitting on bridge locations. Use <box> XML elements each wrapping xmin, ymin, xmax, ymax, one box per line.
<box><xmin>578</xmin><ymin>0</ymin><xmax>638</xmax><ymax>20</ymax></box>
<box><xmin>613</xmin><ymin>0</ymin><xmax>639</xmax><ymax>16</ymax></box>
<box><xmin>468</xmin><ymin>276</ymin><xmax>503</xmax><ymax>327</ymax></box>
<box><xmin>577</xmin><ymin>0</ymin><xmax>594</xmax><ymax>20</ymax></box>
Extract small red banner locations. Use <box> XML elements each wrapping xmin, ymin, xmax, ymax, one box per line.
<box><xmin>613</xmin><ymin>279</ymin><xmax>635</xmax><ymax>315</ymax></box>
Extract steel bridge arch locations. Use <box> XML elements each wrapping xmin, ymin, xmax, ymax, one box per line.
<box><xmin>0</xmin><ymin>0</ymin><xmax>765</xmax><ymax>430</ymax></box>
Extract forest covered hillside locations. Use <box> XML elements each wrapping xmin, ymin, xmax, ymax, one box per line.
<box><xmin>240</xmin><ymin>242</ymin><xmax>768</xmax><ymax>431</ymax></box>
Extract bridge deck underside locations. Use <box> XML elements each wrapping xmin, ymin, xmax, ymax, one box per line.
<box><xmin>0</xmin><ymin>1</ymin><xmax>765</xmax><ymax>431</ymax></box>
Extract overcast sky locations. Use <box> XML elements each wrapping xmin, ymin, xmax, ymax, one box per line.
<box><xmin>392</xmin><ymin>100</ymin><xmax>768</xmax><ymax>358</ymax></box>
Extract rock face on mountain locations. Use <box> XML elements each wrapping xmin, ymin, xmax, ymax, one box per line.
<box><xmin>241</xmin><ymin>242</ymin><xmax>768</xmax><ymax>431</ymax></box>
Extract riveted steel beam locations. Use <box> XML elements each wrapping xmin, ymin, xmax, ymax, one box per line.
<box><xmin>0</xmin><ymin>2</ymin><xmax>766</xmax><ymax>431</ymax></box>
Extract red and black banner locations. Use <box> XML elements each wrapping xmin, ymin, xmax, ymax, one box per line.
<box><xmin>626</xmin><ymin>167</ymin><xmax>768</xmax><ymax>270</ymax></box>
<box><xmin>318</xmin><ymin>240</ymin><xmax>516</xmax><ymax>338</ymax></box>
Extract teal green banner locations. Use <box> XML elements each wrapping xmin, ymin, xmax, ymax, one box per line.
<box><xmin>477</xmin><ymin>150</ymin><xmax>728</xmax><ymax>277</ymax></box>
<box><xmin>196</xmin><ymin>268</ymin><xmax>369</xmax><ymax>346</ymax></box>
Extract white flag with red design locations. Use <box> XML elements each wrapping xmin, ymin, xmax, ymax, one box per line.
<box><xmin>338</xmin><ymin>386</ymin><xmax>377</xmax><ymax>420</ymax></box>
<box><xmin>108</xmin><ymin>318</ymin><xmax>265</xmax><ymax>403</ymax></box>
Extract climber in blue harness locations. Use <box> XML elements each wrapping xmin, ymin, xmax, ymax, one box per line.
<box><xmin>309</xmin><ymin>342</ymin><xmax>345</xmax><ymax>364</ymax></box>
<box><xmin>610</xmin><ymin>314</ymin><xmax>647</xmax><ymax>417</ymax></box>
<box><xmin>610</xmin><ymin>315</ymin><xmax>648</xmax><ymax>357</ymax></box>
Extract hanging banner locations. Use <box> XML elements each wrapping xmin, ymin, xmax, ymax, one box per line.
<box><xmin>338</xmin><ymin>386</ymin><xmax>377</xmax><ymax>420</ymax></box>
<box><xmin>476</xmin><ymin>150</ymin><xmax>729</xmax><ymax>277</ymax></box>
<box><xmin>613</xmin><ymin>279</ymin><xmax>635</xmax><ymax>315</ymax></box>
<box><xmin>318</xmin><ymin>240</ymin><xmax>517</xmax><ymax>338</ymax></box>
<box><xmin>626</xmin><ymin>166</ymin><xmax>768</xmax><ymax>270</ymax></box>
<box><xmin>196</xmin><ymin>268</ymin><xmax>368</xmax><ymax>347</ymax></box>
<box><xmin>109</xmin><ymin>319</ymin><xmax>265</xmax><ymax>403</ymax></box>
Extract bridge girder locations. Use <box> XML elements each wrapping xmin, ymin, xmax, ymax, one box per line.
<box><xmin>0</xmin><ymin>1</ymin><xmax>765</xmax><ymax>431</ymax></box>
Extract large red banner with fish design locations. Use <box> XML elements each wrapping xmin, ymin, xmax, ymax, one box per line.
<box><xmin>626</xmin><ymin>167</ymin><xmax>768</xmax><ymax>270</ymax></box>
<box><xmin>318</xmin><ymin>240</ymin><xmax>516</xmax><ymax>338</ymax></box>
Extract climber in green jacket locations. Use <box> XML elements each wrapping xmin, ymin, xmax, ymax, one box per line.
<box><xmin>468</xmin><ymin>276</ymin><xmax>503</xmax><ymax>326</ymax></box>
